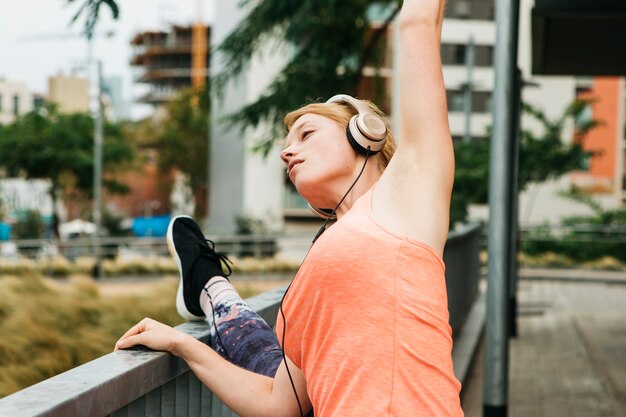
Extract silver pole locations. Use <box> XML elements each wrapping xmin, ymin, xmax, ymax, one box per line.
<box><xmin>93</xmin><ymin>60</ymin><xmax>104</xmax><ymax>279</ymax></box>
<box><xmin>463</xmin><ymin>36</ymin><xmax>475</xmax><ymax>143</ymax></box>
<box><xmin>508</xmin><ymin>71</ymin><xmax>522</xmax><ymax>339</ymax></box>
<box><xmin>484</xmin><ymin>0</ymin><xmax>520</xmax><ymax>415</ymax></box>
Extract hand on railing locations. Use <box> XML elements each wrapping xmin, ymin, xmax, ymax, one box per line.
<box><xmin>115</xmin><ymin>317</ymin><xmax>194</xmax><ymax>356</ymax></box>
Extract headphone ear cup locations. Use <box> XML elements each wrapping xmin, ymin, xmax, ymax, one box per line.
<box><xmin>346</xmin><ymin>126</ymin><xmax>372</xmax><ymax>156</ymax></box>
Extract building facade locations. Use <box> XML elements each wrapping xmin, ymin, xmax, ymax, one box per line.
<box><xmin>130</xmin><ymin>25</ymin><xmax>210</xmax><ymax>106</ymax></box>
<box><xmin>0</xmin><ymin>77</ymin><xmax>33</xmax><ymax>124</ymax></box>
<box><xmin>47</xmin><ymin>75</ymin><xmax>89</xmax><ymax>113</ymax></box>
<box><xmin>209</xmin><ymin>0</ymin><xmax>625</xmax><ymax>234</ymax></box>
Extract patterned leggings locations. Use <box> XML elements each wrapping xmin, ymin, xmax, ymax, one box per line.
<box><xmin>208</xmin><ymin>292</ymin><xmax>314</xmax><ymax>417</ymax></box>
<box><xmin>208</xmin><ymin>296</ymin><xmax>283</xmax><ymax>377</ymax></box>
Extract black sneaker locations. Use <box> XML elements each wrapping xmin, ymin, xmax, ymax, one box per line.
<box><xmin>166</xmin><ymin>215</ymin><xmax>233</xmax><ymax>321</ymax></box>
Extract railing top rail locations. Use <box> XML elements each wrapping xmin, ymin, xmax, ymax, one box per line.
<box><xmin>0</xmin><ymin>286</ymin><xmax>287</xmax><ymax>417</ymax></box>
<box><xmin>447</xmin><ymin>222</ymin><xmax>483</xmax><ymax>244</ymax></box>
<box><xmin>4</xmin><ymin>225</ymin><xmax>485</xmax><ymax>250</ymax></box>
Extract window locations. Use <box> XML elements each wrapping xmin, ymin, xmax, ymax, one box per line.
<box><xmin>446</xmin><ymin>90</ymin><xmax>492</xmax><ymax>113</ymax></box>
<box><xmin>447</xmin><ymin>90</ymin><xmax>466</xmax><ymax>112</ymax></box>
<box><xmin>12</xmin><ymin>95</ymin><xmax>19</xmax><ymax>116</ymax></box>
<box><xmin>442</xmin><ymin>43</ymin><xmax>494</xmax><ymax>67</ymax></box>
<box><xmin>445</xmin><ymin>0</ymin><xmax>495</xmax><ymax>21</ymax></box>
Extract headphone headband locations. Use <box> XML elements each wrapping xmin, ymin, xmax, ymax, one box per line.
<box><xmin>326</xmin><ymin>94</ymin><xmax>371</xmax><ymax>116</ymax></box>
<box><xmin>325</xmin><ymin>94</ymin><xmax>387</xmax><ymax>155</ymax></box>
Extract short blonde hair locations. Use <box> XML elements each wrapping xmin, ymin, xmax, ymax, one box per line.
<box><xmin>284</xmin><ymin>99</ymin><xmax>397</xmax><ymax>173</ymax></box>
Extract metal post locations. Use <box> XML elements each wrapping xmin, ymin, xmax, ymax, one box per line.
<box><xmin>484</xmin><ymin>0</ymin><xmax>520</xmax><ymax>415</ymax></box>
<box><xmin>93</xmin><ymin>61</ymin><xmax>104</xmax><ymax>279</ymax></box>
<box><xmin>508</xmin><ymin>68</ymin><xmax>522</xmax><ymax>338</ymax></box>
<box><xmin>463</xmin><ymin>37</ymin><xmax>475</xmax><ymax>143</ymax></box>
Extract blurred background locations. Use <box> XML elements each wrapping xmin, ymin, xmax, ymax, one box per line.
<box><xmin>0</xmin><ymin>0</ymin><xmax>625</xmax><ymax>415</ymax></box>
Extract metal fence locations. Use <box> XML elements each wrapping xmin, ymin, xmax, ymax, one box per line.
<box><xmin>0</xmin><ymin>223</ymin><xmax>483</xmax><ymax>417</ymax></box>
<box><xmin>1</xmin><ymin>234</ymin><xmax>296</xmax><ymax>261</ymax></box>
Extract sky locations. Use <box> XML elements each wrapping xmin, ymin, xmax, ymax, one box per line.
<box><xmin>0</xmin><ymin>0</ymin><xmax>215</xmax><ymax>119</ymax></box>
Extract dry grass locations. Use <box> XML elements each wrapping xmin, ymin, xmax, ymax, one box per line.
<box><xmin>0</xmin><ymin>273</ymin><xmax>279</xmax><ymax>398</ymax></box>
<box><xmin>0</xmin><ymin>273</ymin><xmax>183</xmax><ymax>397</ymax></box>
<box><xmin>0</xmin><ymin>256</ymin><xmax>300</xmax><ymax>278</ymax></box>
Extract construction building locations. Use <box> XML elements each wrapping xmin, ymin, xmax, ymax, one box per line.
<box><xmin>130</xmin><ymin>25</ymin><xmax>210</xmax><ymax>106</ymax></box>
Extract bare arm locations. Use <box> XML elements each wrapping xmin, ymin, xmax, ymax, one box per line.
<box><xmin>374</xmin><ymin>0</ymin><xmax>453</xmax><ymax>255</ymax></box>
<box><xmin>115</xmin><ymin>318</ymin><xmax>311</xmax><ymax>417</ymax></box>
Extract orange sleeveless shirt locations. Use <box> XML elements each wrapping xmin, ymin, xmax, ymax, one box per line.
<box><xmin>275</xmin><ymin>186</ymin><xmax>463</xmax><ymax>416</ymax></box>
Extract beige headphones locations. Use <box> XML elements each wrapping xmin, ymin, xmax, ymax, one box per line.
<box><xmin>326</xmin><ymin>94</ymin><xmax>388</xmax><ymax>156</ymax></box>
<box><xmin>308</xmin><ymin>95</ymin><xmax>388</xmax><ymax>220</ymax></box>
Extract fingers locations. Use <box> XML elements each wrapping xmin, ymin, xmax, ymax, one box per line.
<box><xmin>115</xmin><ymin>333</ymin><xmax>146</xmax><ymax>350</ymax></box>
<box><xmin>114</xmin><ymin>317</ymin><xmax>152</xmax><ymax>351</ymax></box>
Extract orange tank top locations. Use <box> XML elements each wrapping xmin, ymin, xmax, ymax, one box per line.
<box><xmin>275</xmin><ymin>185</ymin><xmax>463</xmax><ymax>417</ymax></box>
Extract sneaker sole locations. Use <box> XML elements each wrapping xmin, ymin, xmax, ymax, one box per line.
<box><xmin>167</xmin><ymin>215</ymin><xmax>206</xmax><ymax>321</ymax></box>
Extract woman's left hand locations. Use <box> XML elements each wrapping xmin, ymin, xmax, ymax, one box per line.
<box><xmin>114</xmin><ymin>317</ymin><xmax>191</xmax><ymax>356</ymax></box>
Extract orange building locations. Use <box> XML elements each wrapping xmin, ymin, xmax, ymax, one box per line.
<box><xmin>572</xmin><ymin>78</ymin><xmax>625</xmax><ymax>199</ymax></box>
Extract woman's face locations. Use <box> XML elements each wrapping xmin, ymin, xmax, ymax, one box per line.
<box><xmin>281</xmin><ymin>113</ymin><xmax>361</xmax><ymax>208</ymax></box>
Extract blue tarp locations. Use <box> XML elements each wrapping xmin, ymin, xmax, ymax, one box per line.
<box><xmin>131</xmin><ymin>215</ymin><xmax>171</xmax><ymax>237</ymax></box>
<box><xmin>0</xmin><ymin>223</ymin><xmax>10</xmax><ymax>241</ymax></box>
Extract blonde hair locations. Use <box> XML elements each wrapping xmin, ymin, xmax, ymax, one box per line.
<box><xmin>283</xmin><ymin>99</ymin><xmax>397</xmax><ymax>173</ymax></box>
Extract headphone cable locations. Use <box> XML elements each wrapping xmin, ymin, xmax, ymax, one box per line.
<box><xmin>280</xmin><ymin>147</ymin><xmax>372</xmax><ymax>417</ymax></box>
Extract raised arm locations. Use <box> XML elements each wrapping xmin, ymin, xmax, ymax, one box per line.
<box><xmin>374</xmin><ymin>0</ymin><xmax>453</xmax><ymax>255</ymax></box>
<box><xmin>397</xmin><ymin>0</ymin><xmax>449</xmax><ymax>147</ymax></box>
<box><xmin>115</xmin><ymin>318</ymin><xmax>311</xmax><ymax>417</ymax></box>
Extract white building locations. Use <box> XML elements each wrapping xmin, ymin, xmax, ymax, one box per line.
<box><xmin>0</xmin><ymin>179</ymin><xmax>54</xmax><ymax>219</ymax></box>
<box><xmin>0</xmin><ymin>77</ymin><xmax>33</xmax><ymax>124</ymax></box>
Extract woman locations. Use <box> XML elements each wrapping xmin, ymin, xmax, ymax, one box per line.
<box><xmin>115</xmin><ymin>0</ymin><xmax>462</xmax><ymax>415</ymax></box>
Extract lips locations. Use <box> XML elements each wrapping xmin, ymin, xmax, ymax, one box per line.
<box><xmin>288</xmin><ymin>159</ymin><xmax>304</xmax><ymax>175</ymax></box>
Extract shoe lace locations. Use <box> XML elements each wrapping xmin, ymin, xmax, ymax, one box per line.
<box><xmin>186</xmin><ymin>239</ymin><xmax>233</xmax><ymax>278</ymax></box>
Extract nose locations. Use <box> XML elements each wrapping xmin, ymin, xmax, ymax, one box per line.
<box><xmin>280</xmin><ymin>146</ymin><xmax>294</xmax><ymax>165</ymax></box>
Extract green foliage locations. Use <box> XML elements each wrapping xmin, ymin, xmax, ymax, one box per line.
<box><xmin>451</xmin><ymin>99</ymin><xmax>598</xmax><ymax>225</ymax></box>
<box><xmin>152</xmin><ymin>86</ymin><xmax>210</xmax><ymax>219</ymax></box>
<box><xmin>235</xmin><ymin>215</ymin><xmax>268</xmax><ymax>235</ymax></box>
<box><xmin>215</xmin><ymin>0</ymin><xmax>401</xmax><ymax>153</ymax></box>
<box><xmin>11</xmin><ymin>210</ymin><xmax>45</xmax><ymax>239</ymax></box>
<box><xmin>66</xmin><ymin>0</ymin><xmax>120</xmax><ymax>39</ymax></box>
<box><xmin>0</xmin><ymin>105</ymin><xmax>136</xmax><ymax>230</ymax></box>
<box><xmin>524</xmin><ymin>191</ymin><xmax>626</xmax><ymax>262</ymax></box>
<box><xmin>518</xmin><ymin>101</ymin><xmax>598</xmax><ymax>186</ymax></box>
<box><xmin>451</xmin><ymin>140</ymin><xmax>490</xmax><ymax>225</ymax></box>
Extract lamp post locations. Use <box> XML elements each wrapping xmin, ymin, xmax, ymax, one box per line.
<box><xmin>92</xmin><ymin>59</ymin><xmax>104</xmax><ymax>279</ymax></box>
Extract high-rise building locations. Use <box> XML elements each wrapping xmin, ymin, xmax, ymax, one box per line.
<box><xmin>103</xmin><ymin>76</ymin><xmax>130</xmax><ymax>121</ymax></box>
<box><xmin>130</xmin><ymin>25</ymin><xmax>210</xmax><ymax>105</ymax></box>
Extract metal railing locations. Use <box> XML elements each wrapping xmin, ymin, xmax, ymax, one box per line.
<box><xmin>2</xmin><ymin>234</ymin><xmax>305</xmax><ymax>262</ymax></box>
<box><xmin>0</xmin><ymin>223</ymin><xmax>483</xmax><ymax>417</ymax></box>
